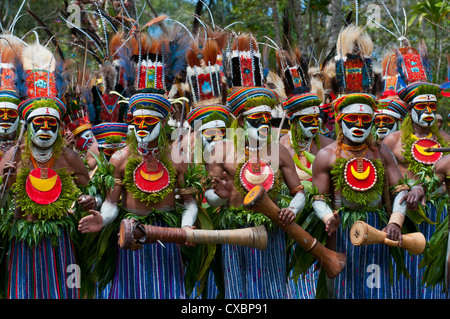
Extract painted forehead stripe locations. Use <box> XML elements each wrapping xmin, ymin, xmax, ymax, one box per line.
<box><xmin>341</xmin><ymin>103</ymin><xmax>374</xmax><ymax>115</ymax></box>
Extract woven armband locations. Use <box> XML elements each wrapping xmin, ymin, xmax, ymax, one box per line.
<box><xmin>178</xmin><ymin>187</ymin><xmax>196</xmax><ymax>195</ymax></box>
<box><xmin>391</xmin><ymin>184</ymin><xmax>410</xmax><ymax>196</ymax></box>
<box><xmin>289</xmin><ymin>184</ymin><xmax>304</xmax><ymax>196</ymax></box>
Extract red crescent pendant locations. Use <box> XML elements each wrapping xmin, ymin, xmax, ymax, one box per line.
<box><xmin>239</xmin><ymin>158</ymin><xmax>275</xmax><ymax>192</ymax></box>
<box><xmin>344</xmin><ymin>157</ymin><xmax>378</xmax><ymax>191</ymax></box>
<box><xmin>411</xmin><ymin>138</ymin><xmax>442</xmax><ymax>165</ymax></box>
<box><xmin>26</xmin><ymin>168</ymin><xmax>62</xmax><ymax>204</ymax></box>
<box><xmin>133</xmin><ymin>160</ymin><xmax>170</xmax><ymax>193</ymax></box>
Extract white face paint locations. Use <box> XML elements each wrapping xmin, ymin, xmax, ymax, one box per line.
<box><xmin>245</xmin><ymin>120</ymin><xmax>270</xmax><ymax>143</ymax></box>
<box><xmin>298</xmin><ymin>120</ymin><xmax>319</xmax><ymax>139</ymax></box>
<box><xmin>30</xmin><ymin>120</ymin><xmax>59</xmax><ymax>149</ymax></box>
<box><xmin>376</xmin><ymin>122</ymin><xmax>397</xmax><ymax>139</ymax></box>
<box><xmin>134</xmin><ymin>121</ymin><xmax>161</xmax><ymax>145</ymax></box>
<box><xmin>0</xmin><ymin>117</ymin><xmax>19</xmax><ymax>137</ymax></box>
<box><xmin>341</xmin><ymin>120</ymin><xmax>372</xmax><ymax>143</ymax></box>
<box><xmin>411</xmin><ymin>108</ymin><xmax>435</xmax><ymax>128</ymax></box>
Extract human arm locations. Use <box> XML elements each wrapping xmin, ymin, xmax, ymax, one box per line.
<box><xmin>311</xmin><ymin>146</ymin><xmax>340</xmax><ymax>236</ymax></box>
<box><xmin>77</xmin><ymin>148</ymin><xmax>125</xmax><ymax>233</ymax></box>
<box><xmin>278</xmin><ymin>144</ymin><xmax>306</xmax><ymax>225</ymax></box>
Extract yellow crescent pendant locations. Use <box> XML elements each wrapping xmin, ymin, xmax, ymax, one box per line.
<box><xmin>350</xmin><ymin>165</ymin><xmax>370</xmax><ymax>180</ymax></box>
<box><xmin>28</xmin><ymin>174</ymin><xmax>58</xmax><ymax>192</ymax></box>
<box><xmin>140</xmin><ymin>169</ymin><xmax>164</xmax><ymax>181</ymax></box>
<box><xmin>414</xmin><ymin>143</ymin><xmax>438</xmax><ymax>156</ymax></box>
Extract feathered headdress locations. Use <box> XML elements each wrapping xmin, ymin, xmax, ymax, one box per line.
<box><xmin>335</xmin><ymin>25</ymin><xmax>375</xmax><ymax>95</ymax></box>
<box><xmin>227</xmin><ymin>34</ymin><xmax>264</xmax><ymax>88</ymax></box>
<box><xmin>186</xmin><ymin>36</ymin><xmax>227</xmax><ymax>107</ymax></box>
<box><xmin>18</xmin><ymin>39</ymin><xmax>69</xmax><ymax>122</ymax></box>
<box><xmin>276</xmin><ymin>48</ymin><xmax>322</xmax><ymax>120</ymax></box>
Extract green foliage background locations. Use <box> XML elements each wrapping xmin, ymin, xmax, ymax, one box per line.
<box><xmin>1</xmin><ymin>0</ymin><xmax>448</xmax><ymax>129</ymax></box>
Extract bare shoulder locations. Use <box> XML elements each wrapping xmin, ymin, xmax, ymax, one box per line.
<box><xmin>62</xmin><ymin>147</ymin><xmax>84</xmax><ymax>164</ymax></box>
<box><xmin>109</xmin><ymin>146</ymin><xmax>130</xmax><ymax>168</ymax></box>
<box><xmin>319</xmin><ymin>134</ymin><xmax>335</xmax><ymax>148</ymax></box>
<box><xmin>382</xmin><ymin>130</ymin><xmax>402</xmax><ymax>147</ymax></box>
<box><xmin>314</xmin><ymin>141</ymin><xmax>337</xmax><ymax>167</ymax></box>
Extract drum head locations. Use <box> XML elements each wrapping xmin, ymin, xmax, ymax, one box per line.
<box><xmin>243</xmin><ymin>185</ymin><xmax>265</xmax><ymax>209</ymax></box>
<box><xmin>349</xmin><ymin>221</ymin><xmax>368</xmax><ymax>246</ymax></box>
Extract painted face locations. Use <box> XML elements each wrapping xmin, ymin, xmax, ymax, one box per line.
<box><xmin>341</xmin><ymin>113</ymin><xmax>373</xmax><ymax>143</ymax></box>
<box><xmin>133</xmin><ymin>115</ymin><xmax>161</xmax><ymax>145</ymax></box>
<box><xmin>0</xmin><ymin>108</ymin><xmax>19</xmax><ymax>137</ymax></box>
<box><xmin>30</xmin><ymin>115</ymin><xmax>59</xmax><ymax>148</ymax></box>
<box><xmin>411</xmin><ymin>101</ymin><xmax>436</xmax><ymax>127</ymax></box>
<box><xmin>374</xmin><ymin>114</ymin><xmax>397</xmax><ymax>139</ymax></box>
<box><xmin>201</xmin><ymin>127</ymin><xmax>225</xmax><ymax>149</ymax></box>
<box><xmin>245</xmin><ymin>112</ymin><xmax>271</xmax><ymax>142</ymax></box>
<box><xmin>296</xmin><ymin>113</ymin><xmax>320</xmax><ymax>139</ymax></box>
<box><xmin>76</xmin><ymin>129</ymin><xmax>94</xmax><ymax>151</ymax></box>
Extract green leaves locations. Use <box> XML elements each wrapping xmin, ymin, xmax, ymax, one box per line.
<box><xmin>420</xmin><ymin>215</ymin><xmax>448</xmax><ymax>290</ymax></box>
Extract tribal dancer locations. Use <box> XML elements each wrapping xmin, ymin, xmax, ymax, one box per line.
<box><xmin>276</xmin><ymin>47</ymin><xmax>333</xmax><ymax>299</ymax></box>
<box><xmin>0</xmin><ymin>40</ymin><xmax>90</xmax><ymax>299</ymax></box>
<box><xmin>180</xmin><ymin>34</ymin><xmax>231</xmax><ymax>298</ymax></box>
<box><xmin>77</xmin><ymin>24</ymin><xmax>195</xmax><ymax>298</ymax></box>
<box><xmin>78</xmin><ymin>91</ymin><xmax>196</xmax><ymax>299</ymax></box>
<box><xmin>374</xmin><ymin>93</ymin><xmax>407</xmax><ymax>141</ymax></box>
<box><xmin>311</xmin><ymin>92</ymin><xmax>424</xmax><ymax>299</ymax></box>
<box><xmin>0</xmin><ymin>35</ymin><xmax>26</xmax><ymax>161</ymax></box>
<box><xmin>382</xmin><ymin>41</ymin><xmax>450</xmax><ymax>298</ymax></box>
<box><xmin>206</xmin><ymin>33</ymin><xmax>307</xmax><ymax>299</ymax></box>
<box><xmin>312</xmin><ymin>25</ymin><xmax>423</xmax><ymax>299</ymax></box>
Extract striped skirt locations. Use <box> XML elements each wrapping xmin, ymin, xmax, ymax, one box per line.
<box><xmin>7</xmin><ymin>229</ymin><xmax>80</xmax><ymax>299</ymax></box>
<box><xmin>289</xmin><ymin>263</ymin><xmax>318</xmax><ymax>299</ymax></box>
<box><xmin>222</xmin><ymin>228</ymin><xmax>292</xmax><ymax>299</ymax></box>
<box><xmin>335</xmin><ymin>212</ymin><xmax>393</xmax><ymax>299</ymax></box>
<box><xmin>108</xmin><ymin>220</ymin><xmax>186</xmax><ymax>299</ymax></box>
<box><xmin>402</xmin><ymin>202</ymin><xmax>448</xmax><ymax>299</ymax></box>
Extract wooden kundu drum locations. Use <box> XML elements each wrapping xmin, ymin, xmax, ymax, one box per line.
<box><xmin>350</xmin><ymin>221</ymin><xmax>426</xmax><ymax>255</ymax></box>
<box><xmin>118</xmin><ymin>218</ymin><xmax>268</xmax><ymax>251</ymax></box>
<box><xmin>243</xmin><ymin>185</ymin><xmax>347</xmax><ymax>279</ymax></box>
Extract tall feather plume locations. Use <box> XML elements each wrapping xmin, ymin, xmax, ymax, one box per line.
<box><xmin>21</xmin><ymin>41</ymin><xmax>56</xmax><ymax>71</ymax></box>
<box><xmin>80</xmin><ymin>85</ymin><xmax>96</xmax><ymax>124</ymax></box>
<box><xmin>381</xmin><ymin>51</ymin><xmax>397</xmax><ymax>77</ymax></box>
<box><xmin>186</xmin><ymin>40</ymin><xmax>200</xmax><ymax>68</ymax></box>
<box><xmin>1</xmin><ymin>41</ymin><xmax>21</xmax><ymax>64</ymax></box>
<box><xmin>309</xmin><ymin>66</ymin><xmax>325</xmax><ymax>101</ymax></box>
<box><xmin>418</xmin><ymin>40</ymin><xmax>432</xmax><ymax>81</ymax></box>
<box><xmin>109</xmin><ymin>32</ymin><xmax>125</xmax><ymax>60</ymax></box>
<box><xmin>117</xmin><ymin>43</ymin><xmax>136</xmax><ymax>92</ymax></box>
<box><xmin>129</xmin><ymin>32</ymin><xmax>152</xmax><ymax>56</ymax></box>
<box><xmin>232</xmin><ymin>34</ymin><xmax>257</xmax><ymax>52</ymax></box>
<box><xmin>13</xmin><ymin>55</ymin><xmax>27</xmax><ymax>99</ymax></box>
<box><xmin>163</xmin><ymin>29</ymin><xmax>189</xmax><ymax>92</ymax></box>
<box><xmin>336</xmin><ymin>25</ymin><xmax>373</xmax><ymax>57</ymax></box>
<box><xmin>55</xmin><ymin>57</ymin><xmax>70</xmax><ymax>99</ymax></box>
<box><xmin>394</xmin><ymin>48</ymin><xmax>406</xmax><ymax>88</ymax></box>
<box><xmin>99</xmin><ymin>62</ymin><xmax>117</xmax><ymax>94</ymax></box>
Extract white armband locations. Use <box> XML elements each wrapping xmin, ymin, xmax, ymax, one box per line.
<box><xmin>312</xmin><ymin>200</ymin><xmax>334</xmax><ymax>224</ymax></box>
<box><xmin>205</xmin><ymin>189</ymin><xmax>228</xmax><ymax>207</ymax></box>
<box><xmin>100</xmin><ymin>200</ymin><xmax>119</xmax><ymax>226</ymax></box>
<box><xmin>287</xmin><ymin>191</ymin><xmax>306</xmax><ymax>216</ymax></box>
<box><xmin>181</xmin><ymin>197</ymin><xmax>198</xmax><ymax>228</ymax></box>
<box><xmin>388</xmin><ymin>190</ymin><xmax>408</xmax><ymax>227</ymax></box>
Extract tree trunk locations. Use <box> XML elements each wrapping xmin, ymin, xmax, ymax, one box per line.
<box><xmin>192</xmin><ymin>0</ymin><xmax>204</xmax><ymax>36</ymax></box>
